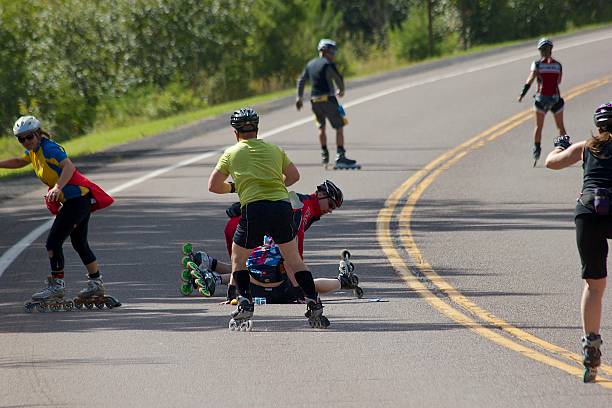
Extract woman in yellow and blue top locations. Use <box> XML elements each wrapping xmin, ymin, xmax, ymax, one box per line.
<box><xmin>0</xmin><ymin>116</ymin><xmax>116</xmax><ymax>309</ymax></box>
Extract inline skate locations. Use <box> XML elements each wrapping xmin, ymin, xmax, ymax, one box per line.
<box><xmin>532</xmin><ymin>143</ymin><xmax>541</xmax><ymax>167</ymax></box>
<box><xmin>581</xmin><ymin>333</ymin><xmax>602</xmax><ymax>383</ymax></box>
<box><xmin>179</xmin><ymin>242</ymin><xmax>213</xmax><ymax>296</ymax></box>
<box><xmin>333</xmin><ymin>149</ymin><xmax>361</xmax><ymax>170</ymax></box>
<box><xmin>321</xmin><ymin>148</ymin><xmax>330</xmax><ymax>169</ymax></box>
<box><xmin>24</xmin><ymin>276</ymin><xmax>74</xmax><ymax>313</ymax></box>
<box><xmin>305</xmin><ymin>298</ymin><xmax>330</xmax><ymax>329</ymax></box>
<box><xmin>73</xmin><ymin>277</ymin><xmax>121</xmax><ymax>310</ymax></box>
<box><xmin>186</xmin><ymin>261</ymin><xmax>217</xmax><ymax>297</ymax></box>
<box><xmin>338</xmin><ymin>249</ymin><xmax>363</xmax><ymax>298</ymax></box>
<box><xmin>228</xmin><ymin>296</ymin><xmax>254</xmax><ymax>331</ymax></box>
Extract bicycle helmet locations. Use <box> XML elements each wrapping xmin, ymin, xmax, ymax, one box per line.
<box><xmin>13</xmin><ymin>115</ymin><xmax>41</xmax><ymax>136</ymax></box>
<box><xmin>230</xmin><ymin>108</ymin><xmax>259</xmax><ymax>132</ymax></box>
<box><xmin>594</xmin><ymin>102</ymin><xmax>612</xmax><ymax>132</ymax></box>
<box><xmin>317</xmin><ymin>179</ymin><xmax>343</xmax><ymax>208</ymax></box>
<box><xmin>317</xmin><ymin>39</ymin><xmax>337</xmax><ymax>54</ymax></box>
<box><xmin>537</xmin><ymin>38</ymin><xmax>553</xmax><ymax>50</ymax></box>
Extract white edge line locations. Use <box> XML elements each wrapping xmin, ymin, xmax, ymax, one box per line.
<box><xmin>1</xmin><ymin>31</ymin><xmax>611</xmax><ymax>278</ymax></box>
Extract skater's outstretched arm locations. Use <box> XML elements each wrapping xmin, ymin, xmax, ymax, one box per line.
<box><xmin>545</xmin><ymin>140</ymin><xmax>584</xmax><ymax>170</ymax></box>
<box><xmin>0</xmin><ymin>157</ymin><xmax>29</xmax><ymax>169</ymax></box>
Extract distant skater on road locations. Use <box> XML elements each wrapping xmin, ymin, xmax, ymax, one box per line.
<box><xmin>208</xmin><ymin>108</ymin><xmax>330</xmax><ymax>330</ymax></box>
<box><xmin>0</xmin><ymin>115</ymin><xmax>119</xmax><ymax>312</ymax></box>
<box><xmin>545</xmin><ymin>102</ymin><xmax>612</xmax><ymax>382</ymax></box>
<box><xmin>296</xmin><ymin>38</ymin><xmax>360</xmax><ymax>170</ymax></box>
<box><xmin>518</xmin><ymin>38</ymin><xmax>567</xmax><ymax>166</ymax></box>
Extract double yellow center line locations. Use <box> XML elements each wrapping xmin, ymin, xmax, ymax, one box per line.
<box><xmin>377</xmin><ymin>74</ymin><xmax>612</xmax><ymax>387</ymax></box>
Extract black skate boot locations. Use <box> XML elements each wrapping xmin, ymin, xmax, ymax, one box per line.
<box><xmin>581</xmin><ymin>333</ymin><xmax>602</xmax><ymax>383</ymax></box>
<box><xmin>334</xmin><ymin>149</ymin><xmax>361</xmax><ymax>170</ymax></box>
<box><xmin>229</xmin><ymin>296</ymin><xmax>254</xmax><ymax>331</ymax></box>
<box><xmin>338</xmin><ymin>249</ymin><xmax>363</xmax><ymax>298</ymax></box>
<box><xmin>305</xmin><ymin>299</ymin><xmax>330</xmax><ymax>329</ymax></box>
<box><xmin>532</xmin><ymin>143</ymin><xmax>541</xmax><ymax>167</ymax></box>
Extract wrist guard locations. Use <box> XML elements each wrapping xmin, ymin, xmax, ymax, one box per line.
<box><xmin>553</xmin><ymin>135</ymin><xmax>572</xmax><ymax>150</ymax></box>
<box><xmin>227</xmin><ymin>284</ymin><xmax>237</xmax><ymax>301</ymax></box>
<box><xmin>520</xmin><ymin>83</ymin><xmax>531</xmax><ymax>98</ymax></box>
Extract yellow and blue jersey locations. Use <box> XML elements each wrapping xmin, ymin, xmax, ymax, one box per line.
<box><xmin>22</xmin><ymin>137</ymin><xmax>89</xmax><ymax>202</ymax></box>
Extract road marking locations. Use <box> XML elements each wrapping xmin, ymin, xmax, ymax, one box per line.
<box><xmin>377</xmin><ymin>74</ymin><xmax>612</xmax><ymax>387</ymax></box>
<box><xmin>1</xmin><ymin>29</ymin><xmax>612</xmax><ymax>279</ymax></box>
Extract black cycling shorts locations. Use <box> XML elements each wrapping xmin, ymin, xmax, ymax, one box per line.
<box><xmin>534</xmin><ymin>95</ymin><xmax>564</xmax><ymax>114</ymax></box>
<box><xmin>311</xmin><ymin>96</ymin><xmax>345</xmax><ymax>129</ymax></box>
<box><xmin>250</xmin><ymin>279</ymin><xmax>299</xmax><ymax>304</ymax></box>
<box><xmin>575</xmin><ymin>213</ymin><xmax>612</xmax><ymax>279</ymax></box>
<box><xmin>233</xmin><ymin>200</ymin><xmax>296</xmax><ymax>249</ymax></box>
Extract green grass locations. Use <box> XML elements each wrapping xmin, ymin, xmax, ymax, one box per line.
<box><xmin>1</xmin><ymin>21</ymin><xmax>610</xmax><ymax>180</ymax></box>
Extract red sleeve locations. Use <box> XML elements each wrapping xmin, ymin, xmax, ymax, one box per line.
<box><xmin>224</xmin><ymin>216</ymin><xmax>240</xmax><ymax>257</ymax></box>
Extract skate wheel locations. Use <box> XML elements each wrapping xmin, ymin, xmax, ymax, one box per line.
<box><xmin>355</xmin><ymin>286</ymin><xmax>364</xmax><ymax>299</ymax></box>
<box><xmin>341</xmin><ymin>249</ymin><xmax>351</xmax><ymax>260</ymax></box>
<box><xmin>198</xmin><ymin>287</ymin><xmax>211</xmax><ymax>297</ymax></box>
<box><xmin>182</xmin><ymin>242</ymin><xmax>193</xmax><ymax>256</ymax></box>
<box><xmin>24</xmin><ymin>302</ymin><xmax>35</xmax><ymax>313</ymax></box>
<box><xmin>181</xmin><ymin>256</ymin><xmax>191</xmax><ymax>269</ymax></box>
<box><xmin>63</xmin><ymin>301</ymin><xmax>74</xmax><ymax>311</ymax></box>
<box><xmin>240</xmin><ymin>320</ymin><xmax>253</xmax><ymax>331</ymax></box>
<box><xmin>36</xmin><ymin>304</ymin><xmax>47</xmax><ymax>313</ymax></box>
<box><xmin>180</xmin><ymin>282</ymin><xmax>193</xmax><ymax>296</ymax></box>
<box><xmin>85</xmin><ymin>301</ymin><xmax>94</xmax><ymax>310</ymax></box>
<box><xmin>95</xmin><ymin>300</ymin><xmax>105</xmax><ymax>310</ymax></box>
<box><xmin>180</xmin><ymin>268</ymin><xmax>192</xmax><ymax>282</ymax></box>
<box><xmin>74</xmin><ymin>299</ymin><xmax>83</xmax><ymax>309</ymax></box>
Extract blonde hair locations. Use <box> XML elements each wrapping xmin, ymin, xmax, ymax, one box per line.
<box><xmin>585</xmin><ymin>129</ymin><xmax>612</xmax><ymax>159</ymax></box>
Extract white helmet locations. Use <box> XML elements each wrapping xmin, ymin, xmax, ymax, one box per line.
<box><xmin>537</xmin><ymin>38</ymin><xmax>553</xmax><ymax>50</ymax></box>
<box><xmin>13</xmin><ymin>115</ymin><xmax>41</xmax><ymax>136</ymax></box>
<box><xmin>317</xmin><ymin>39</ymin><xmax>337</xmax><ymax>53</ymax></box>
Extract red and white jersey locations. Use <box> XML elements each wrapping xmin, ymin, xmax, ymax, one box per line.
<box><xmin>530</xmin><ymin>57</ymin><xmax>562</xmax><ymax>97</ymax></box>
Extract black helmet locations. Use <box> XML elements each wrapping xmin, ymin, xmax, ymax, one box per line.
<box><xmin>317</xmin><ymin>179</ymin><xmax>343</xmax><ymax>208</ymax></box>
<box><xmin>594</xmin><ymin>102</ymin><xmax>612</xmax><ymax>132</ymax></box>
<box><xmin>230</xmin><ymin>108</ymin><xmax>259</xmax><ymax>132</ymax></box>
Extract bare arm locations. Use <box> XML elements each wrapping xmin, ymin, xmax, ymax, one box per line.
<box><xmin>545</xmin><ymin>141</ymin><xmax>585</xmax><ymax>170</ymax></box>
<box><xmin>283</xmin><ymin>163</ymin><xmax>300</xmax><ymax>187</ymax></box>
<box><xmin>208</xmin><ymin>168</ymin><xmax>233</xmax><ymax>194</ymax></box>
<box><xmin>0</xmin><ymin>157</ymin><xmax>29</xmax><ymax>169</ymax></box>
<box><xmin>47</xmin><ymin>158</ymin><xmax>76</xmax><ymax>201</ymax></box>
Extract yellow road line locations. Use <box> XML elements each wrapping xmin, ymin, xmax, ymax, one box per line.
<box><xmin>377</xmin><ymin>74</ymin><xmax>612</xmax><ymax>387</ymax></box>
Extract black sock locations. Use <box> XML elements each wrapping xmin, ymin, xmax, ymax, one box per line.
<box><xmin>232</xmin><ymin>270</ymin><xmax>251</xmax><ymax>300</ymax></box>
<box><xmin>88</xmin><ymin>271</ymin><xmax>100</xmax><ymax>279</ymax></box>
<box><xmin>294</xmin><ymin>270</ymin><xmax>318</xmax><ymax>300</ymax></box>
<box><xmin>321</xmin><ymin>145</ymin><xmax>328</xmax><ymax>151</ymax></box>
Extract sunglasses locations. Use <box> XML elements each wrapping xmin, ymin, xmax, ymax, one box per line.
<box><xmin>17</xmin><ymin>133</ymin><xmax>36</xmax><ymax>143</ymax></box>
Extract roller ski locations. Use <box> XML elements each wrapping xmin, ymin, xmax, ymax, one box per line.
<box><xmin>581</xmin><ymin>333</ymin><xmax>602</xmax><ymax>383</ymax></box>
<box><xmin>228</xmin><ymin>296</ymin><xmax>254</xmax><ymax>331</ymax></box>
<box><xmin>179</xmin><ymin>243</ymin><xmax>213</xmax><ymax>296</ymax></box>
<box><xmin>24</xmin><ymin>277</ymin><xmax>74</xmax><ymax>313</ymax></box>
<box><xmin>305</xmin><ymin>299</ymin><xmax>330</xmax><ymax>329</ymax></box>
<box><xmin>333</xmin><ymin>151</ymin><xmax>361</xmax><ymax>170</ymax></box>
<box><xmin>185</xmin><ymin>261</ymin><xmax>216</xmax><ymax>297</ymax></box>
<box><xmin>73</xmin><ymin>277</ymin><xmax>121</xmax><ymax>310</ymax></box>
<box><xmin>338</xmin><ymin>249</ymin><xmax>363</xmax><ymax>298</ymax></box>
<box><xmin>532</xmin><ymin>143</ymin><xmax>541</xmax><ymax>167</ymax></box>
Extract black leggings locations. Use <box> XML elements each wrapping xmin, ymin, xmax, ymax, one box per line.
<box><xmin>46</xmin><ymin>195</ymin><xmax>96</xmax><ymax>272</ymax></box>
<box><xmin>575</xmin><ymin>213</ymin><xmax>612</xmax><ymax>279</ymax></box>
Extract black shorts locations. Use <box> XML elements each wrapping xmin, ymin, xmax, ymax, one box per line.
<box><xmin>534</xmin><ymin>95</ymin><xmax>564</xmax><ymax>114</ymax></box>
<box><xmin>311</xmin><ymin>96</ymin><xmax>345</xmax><ymax>129</ymax></box>
<box><xmin>250</xmin><ymin>279</ymin><xmax>299</xmax><ymax>304</ymax></box>
<box><xmin>575</xmin><ymin>213</ymin><xmax>612</xmax><ymax>279</ymax></box>
<box><xmin>233</xmin><ymin>200</ymin><xmax>296</xmax><ymax>249</ymax></box>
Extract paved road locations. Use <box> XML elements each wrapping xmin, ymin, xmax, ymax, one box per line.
<box><xmin>1</xmin><ymin>28</ymin><xmax>611</xmax><ymax>407</ymax></box>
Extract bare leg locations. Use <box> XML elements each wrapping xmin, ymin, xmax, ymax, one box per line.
<box><xmin>581</xmin><ymin>278</ymin><xmax>607</xmax><ymax>335</ymax></box>
<box><xmin>335</xmin><ymin>127</ymin><xmax>344</xmax><ymax>148</ymax></box>
<box><xmin>314</xmin><ymin>278</ymin><xmax>341</xmax><ymax>294</ymax></box>
<box><xmin>318</xmin><ymin>127</ymin><xmax>327</xmax><ymax>147</ymax></box>
<box><xmin>553</xmin><ymin>110</ymin><xmax>566</xmax><ymax>135</ymax></box>
<box><xmin>533</xmin><ymin>111</ymin><xmax>545</xmax><ymax>144</ymax></box>
<box><xmin>85</xmin><ymin>260</ymin><xmax>98</xmax><ymax>275</ymax></box>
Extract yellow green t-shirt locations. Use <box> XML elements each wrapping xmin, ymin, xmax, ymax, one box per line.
<box><xmin>215</xmin><ymin>138</ymin><xmax>291</xmax><ymax>206</ymax></box>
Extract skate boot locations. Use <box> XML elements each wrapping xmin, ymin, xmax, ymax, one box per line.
<box><xmin>532</xmin><ymin>143</ymin><xmax>541</xmax><ymax>167</ymax></box>
<box><xmin>581</xmin><ymin>333</ymin><xmax>602</xmax><ymax>383</ymax></box>
<box><xmin>186</xmin><ymin>261</ymin><xmax>216</xmax><ymax>297</ymax></box>
<box><xmin>74</xmin><ymin>277</ymin><xmax>121</xmax><ymax>310</ymax></box>
<box><xmin>334</xmin><ymin>151</ymin><xmax>361</xmax><ymax>170</ymax></box>
<box><xmin>228</xmin><ymin>296</ymin><xmax>254</xmax><ymax>331</ymax></box>
<box><xmin>338</xmin><ymin>249</ymin><xmax>363</xmax><ymax>298</ymax></box>
<box><xmin>321</xmin><ymin>148</ymin><xmax>330</xmax><ymax>167</ymax></box>
<box><xmin>24</xmin><ymin>276</ymin><xmax>71</xmax><ymax>313</ymax></box>
<box><xmin>181</xmin><ymin>243</ymin><xmax>214</xmax><ymax>270</ymax></box>
<box><xmin>305</xmin><ymin>298</ymin><xmax>330</xmax><ymax>329</ymax></box>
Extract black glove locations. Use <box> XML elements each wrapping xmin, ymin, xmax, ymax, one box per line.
<box><xmin>227</xmin><ymin>285</ymin><xmax>237</xmax><ymax>301</ymax></box>
<box><xmin>295</xmin><ymin>98</ymin><xmax>303</xmax><ymax>111</ymax></box>
<box><xmin>553</xmin><ymin>135</ymin><xmax>572</xmax><ymax>150</ymax></box>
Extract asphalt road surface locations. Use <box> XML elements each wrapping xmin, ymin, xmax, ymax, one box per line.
<box><xmin>1</xmin><ymin>28</ymin><xmax>612</xmax><ymax>407</ymax></box>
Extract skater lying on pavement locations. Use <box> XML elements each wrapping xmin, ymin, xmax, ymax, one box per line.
<box><xmin>180</xmin><ymin>180</ymin><xmax>362</xmax><ymax>303</ymax></box>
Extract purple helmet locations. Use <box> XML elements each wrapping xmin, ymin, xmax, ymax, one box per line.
<box><xmin>594</xmin><ymin>102</ymin><xmax>612</xmax><ymax>131</ymax></box>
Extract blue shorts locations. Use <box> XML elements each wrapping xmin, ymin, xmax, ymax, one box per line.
<box><xmin>534</xmin><ymin>95</ymin><xmax>564</xmax><ymax>114</ymax></box>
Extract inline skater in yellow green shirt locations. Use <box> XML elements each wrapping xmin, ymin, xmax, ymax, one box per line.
<box><xmin>208</xmin><ymin>108</ymin><xmax>330</xmax><ymax>331</ymax></box>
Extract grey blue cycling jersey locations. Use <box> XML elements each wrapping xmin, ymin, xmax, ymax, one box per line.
<box><xmin>297</xmin><ymin>56</ymin><xmax>344</xmax><ymax>98</ymax></box>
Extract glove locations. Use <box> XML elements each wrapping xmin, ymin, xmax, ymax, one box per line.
<box><xmin>553</xmin><ymin>135</ymin><xmax>572</xmax><ymax>150</ymax></box>
<box><xmin>295</xmin><ymin>98</ymin><xmax>303</xmax><ymax>111</ymax></box>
